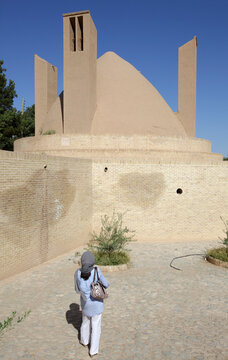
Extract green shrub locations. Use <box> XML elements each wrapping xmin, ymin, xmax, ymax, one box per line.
<box><xmin>0</xmin><ymin>311</ymin><xmax>16</xmax><ymax>333</ymax></box>
<box><xmin>42</xmin><ymin>129</ymin><xmax>56</xmax><ymax>135</ymax></box>
<box><xmin>94</xmin><ymin>251</ymin><xmax>130</xmax><ymax>266</ymax></box>
<box><xmin>87</xmin><ymin>211</ymin><xmax>135</xmax><ymax>265</ymax></box>
<box><xmin>0</xmin><ymin>310</ymin><xmax>31</xmax><ymax>335</ymax></box>
<box><xmin>206</xmin><ymin>247</ymin><xmax>228</xmax><ymax>262</ymax></box>
<box><xmin>17</xmin><ymin>310</ymin><xmax>31</xmax><ymax>323</ymax></box>
<box><xmin>219</xmin><ymin>217</ymin><xmax>228</xmax><ymax>255</ymax></box>
<box><xmin>206</xmin><ymin>217</ymin><xmax>228</xmax><ymax>262</ymax></box>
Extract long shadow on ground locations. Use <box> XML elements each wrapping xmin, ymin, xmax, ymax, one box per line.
<box><xmin>66</xmin><ymin>303</ymin><xmax>82</xmax><ymax>341</ymax></box>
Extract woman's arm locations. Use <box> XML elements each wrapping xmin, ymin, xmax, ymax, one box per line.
<box><xmin>98</xmin><ymin>268</ymin><xmax>110</xmax><ymax>288</ymax></box>
<box><xmin>74</xmin><ymin>270</ymin><xmax>80</xmax><ymax>294</ymax></box>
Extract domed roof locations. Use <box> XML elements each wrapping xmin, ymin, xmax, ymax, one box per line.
<box><xmin>91</xmin><ymin>52</ymin><xmax>187</xmax><ymax>137</ymax></box>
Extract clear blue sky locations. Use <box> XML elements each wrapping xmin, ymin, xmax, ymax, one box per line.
<box><xmin>1</xmin><ymin>0</ymin><xmax>227</xmax><ymax>156</ymax></box>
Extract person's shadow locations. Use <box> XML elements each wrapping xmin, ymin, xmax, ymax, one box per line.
<box><xmin>66</xmin><ymin>303</ymin><xmax>82</xmax><ymax>340</ymax></box>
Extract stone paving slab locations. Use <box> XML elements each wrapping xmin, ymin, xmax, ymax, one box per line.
<box><xmin>0</xmin><ymin>240</ymin><xmax>228</xmax><ymax>360</ymax></box>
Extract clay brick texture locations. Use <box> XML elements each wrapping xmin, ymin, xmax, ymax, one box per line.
<box><xmin>1</xmin><ymin>150</ymin><xmax>228</xmax><ymax>280</ymax></box>
<box><xmin>0</xmin><ymin>151</ymin><xmax>92</xmax><ymax>280</ymax></box>
<box><xmin>92</xmin><ymin>160</ymin><xmax>228</xmax><ymax>242</ymax></box>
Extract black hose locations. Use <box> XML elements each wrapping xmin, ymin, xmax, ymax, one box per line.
<box><xmin>170</xmin><ymin>253</ymin><xmax>206</xmax><ymax>271</ymax></box>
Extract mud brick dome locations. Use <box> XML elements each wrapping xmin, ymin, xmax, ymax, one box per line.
<box><xmin>14</xmin><ymin>11</ymin><xmax>222</xmax><ymax>164</ymax></box>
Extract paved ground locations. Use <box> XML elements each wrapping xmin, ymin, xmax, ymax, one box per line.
<box><xmin>0</xmin><ymin>240</ymin><xmax>228</xmax><ymax>360</ymax></box>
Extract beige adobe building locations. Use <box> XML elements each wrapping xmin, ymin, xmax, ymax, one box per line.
<box><xmin>35</xmin><ymin>10</ymin><xmax>195</xmax><ymax>139</ymax></box>
<box><xmin>1</xmin><ymin>10</ymin><xmax>227</xmax><ymax>280</ymax></box>
<box><xmin>16</xmin><ymin>11</ymin><xmax>217</xmax><ymax>161</ymax></box>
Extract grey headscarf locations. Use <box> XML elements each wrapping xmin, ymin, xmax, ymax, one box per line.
<box><xmin>81</xmin><ymin>251</ymin><xmax>95</xmax><ymax>273</ymax></box>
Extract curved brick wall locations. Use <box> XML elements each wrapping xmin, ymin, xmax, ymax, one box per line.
<box><xmin>14</xmin><ymin>134</ymin><xmax>222</xmax><ymax>163</ymax></box>
<box><xmin>15</xmin><ymin>134</ymin><xmax>212</xmax><ymax>152</ymax></box>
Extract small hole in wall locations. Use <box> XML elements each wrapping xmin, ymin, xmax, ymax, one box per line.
<box><xmin>44</xmin><ymin>164</ymin><xmax>47</xmax><ymax>169</ymax></box>
<box><xmin>176</xmin><ymin>188</ymin><xmax>183</xmax><ymax>194</ymax></box>
<box><xmin>104</xmin><ymin>167</ymin><xmax>108</xmax><ymax>172</ymax></box>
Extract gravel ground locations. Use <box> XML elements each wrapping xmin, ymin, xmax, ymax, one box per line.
<box><xmin>0</xmin><ymin>240</ymin><xmax>228</xmax><ymax>360</ymax></box>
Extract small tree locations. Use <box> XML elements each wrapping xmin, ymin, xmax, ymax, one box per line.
<box><xmin>20</xmin><ymin>104</ymin><xmax>35</xmax><ymax>138</ymax></box>
<box><xmin>206</xmin><ymin>217</ymin><xmax>228</xmax><ymax>263</ymax></box>
<box><xmin>219</xmin><ymin>217</ymin><xmax>228</xmax><ymax>255</ymax></box>
<box><xmin>87</xmin><ymin>211</ymin><xmax>135</xmax><ymax>265</ymax></box>
<box><xmin>0</xmin><ymin>109</ymin><xmax>21</xmax><ymax>150</ymax></box>
<box><xmin>0</xmin><ymin>60</ymin><xmax>35</xmax><ymax>150</ymax></box>
<box><xmin>0</xmin><ymin>60</ymin><xmax>17</xmax><ymax>114</ymax></box>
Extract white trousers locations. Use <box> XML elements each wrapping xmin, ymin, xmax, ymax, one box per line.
<box><xmin>80</xmin><ymin>313</ymin><xmax>102</xmax><ymax>355</ymax></box>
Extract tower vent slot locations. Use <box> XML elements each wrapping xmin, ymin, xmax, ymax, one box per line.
<box><xmin>77</xmin><ymin>16</ymin><xmax>83</xmax><ymax>51</ymax></box>
<box><xmin>70</xmin><ymin>17</ymin><xmax>76</xmax><ymax>51</ymax></box>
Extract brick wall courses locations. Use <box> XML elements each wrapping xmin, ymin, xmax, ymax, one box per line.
<box><xmin>0</xmin><ymin>151</ymin><xmax>92</xmax><ymax>281</ymax></box>
<box><xmin>14</xmin><ymin>134</ymin><xmax>223</xmax><ymax>164</ymax></box>
<box><xmin>1</xmin><ymin>150</ymin><xmax>228</xmax><ymax>280</ymax></box>
<box><xmin>14</xmin><ymin>134</ymin><xmax>212</xmax><ymax>153</ymax></box>
<box><xmin>38</xmin><ymin>150</ymin><xmax>222</xmax><ymax>164</ymax></box>
<box><xmin>92</xmin><ymin>160</ymin><xmax>228</xmax><ymax>242</ymax></box>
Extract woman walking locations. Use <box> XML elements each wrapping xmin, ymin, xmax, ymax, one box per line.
<box><xmin>74</xmin><ymin>251</ymin><xmax>109</xmax><ymax>357</ymax></box>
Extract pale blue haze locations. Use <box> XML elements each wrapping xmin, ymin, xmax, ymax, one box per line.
<box><xmin>0</xmin><ymin>0</ymin><xmax>227</xmax><ymax>156</ymax></box>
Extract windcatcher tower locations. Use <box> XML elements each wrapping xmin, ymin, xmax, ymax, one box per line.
<box><xmin>19</xmin><ymin>15</ymin><xmax>222</xmax><ymax>165</ymax></box>
<box><xmin>63</xmin><ymin>11</ymin><xmax>97</xmax><ymax>133</ymax></box>
<box><xmin>34</xmin><ymin>55</ymin><xmax>58</xmax><ymax>136</ymax></box>
<box><xmin>177</xmin><ymin>36</ymin><xmax>197</xmax><ymax>137</ymax></box>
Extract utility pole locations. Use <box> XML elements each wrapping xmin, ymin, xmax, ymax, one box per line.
<box><xmin>21</xmin><ymin>98</ymin><xmax>25</xmax><ymax>114</ymax></box>
<box><xmin>21</xmin><ymin>98</ymin><xmax>25</xmax><ymax>138</ymax></box>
